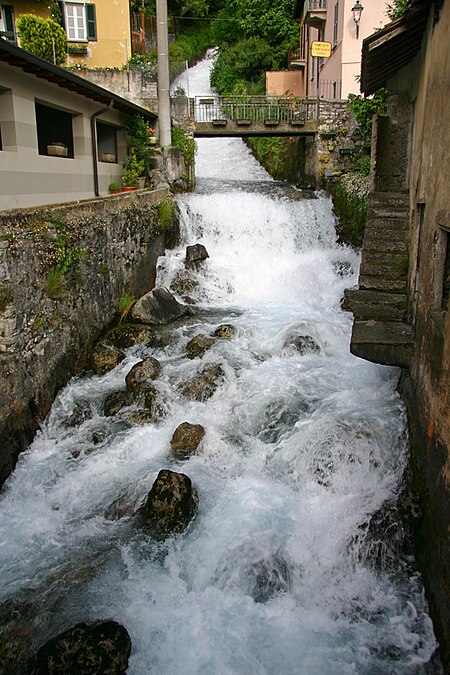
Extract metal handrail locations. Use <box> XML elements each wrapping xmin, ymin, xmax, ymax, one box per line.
<box><xmin>194</xmin><ymin>96</ymin><xmax>318</xmax><ymax>123</ymax></box>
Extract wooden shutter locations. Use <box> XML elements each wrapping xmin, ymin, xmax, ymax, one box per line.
<box><xmin>86</xmin><ymin>3</ymin><xmax>96</xmax><ymax>41</ymax></box>
<box><xmin>58</xmin><ymin>1</ymin><xmax>65</xmax><ymax>29</ymax></box>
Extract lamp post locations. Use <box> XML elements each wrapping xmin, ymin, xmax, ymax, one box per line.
<box><xmin>351</xmin><ymin>0</ymin><xmax>364</xmax><ymax>39</ymax></box>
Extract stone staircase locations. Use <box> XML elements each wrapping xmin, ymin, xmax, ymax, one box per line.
<box><xmin>345</xmin><ymin>192</ymin><xmax>415</xmax><ymax>367</ymax></box>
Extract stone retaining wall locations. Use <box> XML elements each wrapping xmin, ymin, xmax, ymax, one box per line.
<box><xmin>0</xmin><ymin>188</ymin><xmax>173</xmax><ymax>487</ymax></box>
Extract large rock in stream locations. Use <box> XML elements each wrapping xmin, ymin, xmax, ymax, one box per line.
<box><xmin>179</xmin><ymin>364</ymin><xmax>225</xmax><ymax>401</ymax></box>
<box><xmin>139</xmin><ymin>469</ymin><xmax>198</xmax><ymax>538</ymax></box>
<box><xmin>171</xmin><ymin>422</ymin><xmax>205</xmax><ymax>460</ymax></box>
<box><xmin>185</xmin><ymin>243</ymin><xmax>209</xmax><ymax>267</ymax></box>
<box><xmin>186</xmin><ymin>334</ymin><xmax>216</xmax><ymax>359</ymax></box>
<box><xmin>125</xmin><ymin>357</ymin><xmax>161</xmax><ymax>391</ymax></box>
<box><xmin>31</xmin><ymin>620</ymin><xmax>131</xmax><ymax>674</ymax></box>
<box><xmin>90</xmin><ymin>344</ymin><xmax>125</xmax><ymax>375</ymax></box>
<box><xmin>131</xmin><ymin>287</ymin><xmax>192</xmax><ymax>325</ymax></box>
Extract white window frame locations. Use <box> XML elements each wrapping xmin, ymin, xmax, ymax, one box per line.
<box><xmin>64</xmin><ymin>2</ymin><xmax>87</xmax><ymax>42</ymax></box>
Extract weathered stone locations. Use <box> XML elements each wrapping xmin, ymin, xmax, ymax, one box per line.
<box><xmin>105</xmin><ymin>496</ymin><xmax>135</xmax><ymax>520</ymax></box>
<box><xmin>105</xmin><ymin>325</ymin><xmax>155</xmax><ymax>349</ymax></box>
<box><xmin>214</xmin><ymin>324</ymin><xmax>236</xmax><ymax>339</ymax></box>
<box><xmin>246</xmin><ymin>554</ymin><xmax>292</xmax><ymax>603</ymax></box>
<box><xmin>179</xmin><ymin>364</ymin><xmax>225</xmax><ymax>401</ymax></box>
<box><xmin>31</xmin><ymin>620</ymin><xmax>131</xmax><ymax>674</ymax></box>
<box><xmin>186</xmin><ymin>334</ymin><xmax>215</xmax><ymax>359</ymax></box>
<box><xmin>283</xmin><ymin>334</ymin><xmax>321</xmax><ymax>355</ymax></box>
<box><xmin>140</xmin><ymin>469</ymin><xmax>198</xmax><ymax>538</ymax></box>
<box><xmin>103</xmin><ymin>391</ymin><xmax>133</xmax><ymax>417</ymax></box>
<box><xmin>170</xmin><ymin>269</ymin><xmax>198</xmax><ymax>298</ymax></box>
<box><xmin>90</xmin><ymin>343</ymin><xmax>125</xmax><ymax>376</ymax></box>
<box><xmin>185</xmin><ymin>243</ymin><xmax>209</xmax><ymax>267</ymax></box>
<box><xmin>171</xmin><ymin>422</ymin><xmax>205</xmax><ymax>459</ymax></box>
<box><xmin>125</xmin><ymin>357</ymin><xmax>161</xmax><ymax>392</ymax></box>
<box><xmin>131</xmin><ymin>286</ymin><xmax>190</xmax><ymax>325</ymax></box>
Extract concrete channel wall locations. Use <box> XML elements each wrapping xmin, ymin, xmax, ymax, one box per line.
<box><xmin>0</xmin><ymin>188</ymin><xmax>173</xmax><ymax>487</ymax></box>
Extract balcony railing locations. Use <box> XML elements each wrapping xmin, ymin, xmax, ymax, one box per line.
<box><xmin>194</xmin><ymin>96</ymin><xmax>318</xmax><ymax>123</ymax></box>
<box><xmin>288</xmin><ymin>45</ymin><xmax>306</xmax><ymax>67</ymax></box>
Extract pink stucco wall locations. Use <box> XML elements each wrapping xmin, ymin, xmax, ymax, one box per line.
<box><xmin>266</xmin><ymin>71</ymin><xmax>304</xmax><ymax>97</ymax></box>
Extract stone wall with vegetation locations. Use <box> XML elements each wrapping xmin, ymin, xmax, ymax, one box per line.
<box><xmin>0</xmin><ymin>188</ymin><xmax>178</xmax><ymax>487</ymax></box>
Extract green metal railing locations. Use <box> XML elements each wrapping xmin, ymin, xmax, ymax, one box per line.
<box><xmin>194</xmin><ymin>96</ymin><xmax>317</xmax><ymax>124</ymax></box>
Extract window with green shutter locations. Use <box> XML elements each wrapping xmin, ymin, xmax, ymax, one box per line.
<box><xmin>86</xmin><ymin>3</ymin><xmax>96</xmax><ymax>41</ymax></box>
<box><xmin>0</xmin><ymin>5</ymin><xmax>15</xmax><ymax>41</ymax></box>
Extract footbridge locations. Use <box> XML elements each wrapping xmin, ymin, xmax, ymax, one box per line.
<box><xmin>192</xmin><ymin>96</ymin><xmax>319</xmax><ymax>137</ymax></box>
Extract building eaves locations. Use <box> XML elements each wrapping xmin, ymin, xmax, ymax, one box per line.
<box><xmin>360</xmin><ymin>1</ymin><xmax>431</xmax><ymax>95</ymax></box>
<box><xmin>292</xmin><ymin>0</ymin><xmax>305</xmax><ymax>20</ymax></box>
<box><xmin>0</xmin><ymin>39</ymin><xmax>157</xmax><ymax>121</ymax></box>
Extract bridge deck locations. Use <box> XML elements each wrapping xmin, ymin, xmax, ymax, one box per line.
<box><xmin>192</xmin><ymin>95</ymin><xmax>319</xmax><ymax>138</ymax></box>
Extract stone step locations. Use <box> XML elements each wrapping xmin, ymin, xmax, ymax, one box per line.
<box><xmin>352</xmin><ymin>319</ymin><xmax>414</xmax><ymax>344</ymax></box>
<box><xmin>345</xmin><ymin>288</ymin><xmax>408</xmax><ymax>322</ymax></box>
<box><xmin>367</xmin><ymin>205</ymin><xmax>410</xmax><ymax>220</ymax></box>
<box><xmin>368</xmin><ymin>192</ymin><xmax>409</xmax><ymax>206</ymax></box>
<box><xmin>360</xmin><ymin>251</ymin><xmax>409</xmax><ymax>278</ymax></box>
<box><xmin>365</xmin><ymin>216</ymin><xmax>409</xmax><ymax>232</ymax></box>
<box><xmin>359</xmin><ymin>275</ymin><xmax>408</xmax><ymax>292</ymax></box>
<box><xmin>350</xmin><ymin>320</ymin><xmax>414</xmax><ymax>368</ymax></box>
<box><xmin>363</xmin><ymin>227</ymin><xmax>409</xmax><ymax>247</ymax></box>
<box><xmin>363</xmin><ymin>233</ymin><xmax>408</xmax><ymax>253</ymax></box>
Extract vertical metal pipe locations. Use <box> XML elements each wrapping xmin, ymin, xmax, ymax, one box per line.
<box><xmin>156</xmin><ymin>0</ymin><xmax>171</xmax><ymax>148</ymax></box>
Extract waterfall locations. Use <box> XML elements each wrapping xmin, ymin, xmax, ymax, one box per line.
<box><xmin>0</xmin><ymin>53</ymin><xmax>439</xmax><ymax>674</ymax></box>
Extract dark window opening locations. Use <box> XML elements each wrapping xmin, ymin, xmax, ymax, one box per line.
<box><xmin>442</xmin><ymin>231</ymin><xmax>450</xmax><ymax>312</ymax></box>
<box><xmin>97</xmin><ymin>121</ymin><xmax>117</xmax><ymax>163</ymax></box>
<box><xmin>0</xmin><ymin>4</ymin><xmax>15</xmax><ymax>41</ymax></box>
<box><xmin>35</xmin><ymin>102</ymin><xmax>74</xmax><ymax>158</ymax></box>
<box><xmin>333</xmin><ymin>1</ymin><xmax>339</xmax><ymax>46</ymax></box>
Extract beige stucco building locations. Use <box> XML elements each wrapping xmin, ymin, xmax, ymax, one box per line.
<box><xmin>0</xmin><ymin>0</ymin><xmax>132</xmax><ymax>68</ymax></box>
<box><xmin>291</xmin><ymin>0</ymin><xmax>389</xmax><ymax>98</ymax></box>
<box><xmin>0</xmin><ymin>40</ymin><xmax>156</xmax><ymax>210</ymax></box>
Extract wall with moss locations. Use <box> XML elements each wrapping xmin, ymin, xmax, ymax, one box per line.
<box><xmin>0</xmin><ymin>188</ymin><xmax>176</xmax><ymax>486</ymax></box>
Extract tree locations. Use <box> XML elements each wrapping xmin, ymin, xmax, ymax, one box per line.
<box><xmin>16</xmin><ymin>14</ymin><xmax>67</xmax><ymax>64</ymax></box>
<box><xmin>386</xmin><ymin>0</ymin><xmax>409</xmax><ymax>21</ymax></box>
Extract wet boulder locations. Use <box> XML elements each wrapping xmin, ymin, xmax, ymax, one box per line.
<box><xmin>105</xmin><ymin>496</ymin><xmax>135</xmax><ymax>521</ymax></box>
<box><xmin>104</xmin><ymin>325</ymin><xmax>156</xmax><ymax>350</ymax></box>
<box><xmin>170</xmin><ymin>269</ymin><xmax>199</xmax><ymax>300</ymax></box>
<box><xmin>131</xmin><ymin>287</ymin><xmax>191</xmax><ymax>325</ymax></box>
<box><xmin>246</xmin><ymin>554</ymin><xmax>292</xmax><ymax>603</ymax></box>
<box><xmin>186</xmin><ymin>334</ymin><xmax>216</xmax><ymax>359</ymax></box>
<box><xmin>179</xmin><ymin>364</ymin><xmax>225</xmax><ymax>401</ymax></box>
<box><xmin>171</xmin><ymin>422</ymin><xmax>205</xmax><ymax>460</ymax></box>
<box><xmin>31</xmin><ymin>620</ymin><xmax>131</xmax><ymax>674</ymax></box>
<box><xmin>103</xmin><ymin>391</ymin><xmax>133</xmax><ymax>417</ymax></box>
<box><xmin>139</xmin><ymin>469</ymin><xmax>198</xmax><ymax>538</ymax></box>
<box><xmin>283</xmin><ymin>333</ymin><xmax>321</xmax><ymax>355</ymax></box>
<box><xmin>90</xmin><ymin>343</ymin><xmax>125</xmax><ymax>375</ymax></box>
<box><xmin>125</xmin><ymin>357</ymin><xmax>161</xmax><ymax>392</ymax></box>
<box><xmin>214</xmin><ymin>324</ymin><xmax>236</xmax><ymax>340</ymax></box>
<box><xmin>185</xmin><ymin>243</ymin><xmax>209</xmax><ymax>267</ymax></box>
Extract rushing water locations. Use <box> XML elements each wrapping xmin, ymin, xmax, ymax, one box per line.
<box><xmin>0</xmin><ymin>53</ymin><xmax>440</xmax><ymax>673</ymax></box>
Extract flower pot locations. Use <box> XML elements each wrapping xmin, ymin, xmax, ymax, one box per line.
<box><xmin>47</xmin><ymin>144</ymin><xmax>68</xmax><ymax>157</ymax></box>
<box><xmin>109</xmin><ymin>189</ymin><xmax>120</xmax><ymax>194</ymax></box>
<box><xmin>101</xmin><ymin>152</ymin><xmax>116</xmax><ymax>163</ymax></box>
<box><xmin>122</xmin><ymin>186</ymin><xmax>137</xmax><ymax>192</ymax></box>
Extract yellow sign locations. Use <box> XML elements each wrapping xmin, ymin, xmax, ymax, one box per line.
<box><xmin>311</xmin><ymin>41</ymin><xmax>332</xmax><ymax>58</ymax></box>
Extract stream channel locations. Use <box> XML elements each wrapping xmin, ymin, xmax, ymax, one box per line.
<box><xmin>0</xmin><ymin>53</ymin><xmax>441</xmax><ymax>673</ymax></box>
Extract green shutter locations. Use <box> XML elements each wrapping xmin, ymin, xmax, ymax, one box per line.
<box><xmin>86</xmin><ymin>3</ymin><xmax>96</xmax><ymax>41</ymax></box>
<box><xmin>58</xmin><ymin>1</ymin><xmax>65</xmax><ymax>29</ymax></box>
<box><xmin>2</xmin><ymin>5</ymin><xmax>15</xmax><ymax>39</ymax></box>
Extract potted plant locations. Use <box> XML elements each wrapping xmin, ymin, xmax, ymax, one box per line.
<box><xmin>47</xmin><ymin>141</ymin><xmax>68</xmax><ymax>157</ymax></box>
<box><xmin>108</xmin><ymin>182</ymin><xmax>121</xmax><ymax>194</ymax></box>
<box><xmin>122</xmin><ymin>153</ymin><xmax>145</xmax><ymax>191</ymax></box>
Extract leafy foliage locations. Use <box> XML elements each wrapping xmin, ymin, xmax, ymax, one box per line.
<box><xmin>211</xmin><ymin>37</ymin><xmax>275</xmax><ymax>95</ymax></box>
<box><xmin>122</xmin><ymin>153</ymin><xmax>145</xmax><ymax>187</ymax></box>
<box><xmin>347</xmin><ymin>89</ymin><xmax>387</xmax><ymax>144</ymax></box>
<box><xmin>16</xmin><ymin>14</ymin><xmax>67</xmax><ymax>64</ymax></box>
<box><xmin>125</xmin><ymin>115</ymin><xmax>156</xmax><ymax>178</ymax></box>
<box><xmin>332</xmin><ymin>174</ymin><xmax>370</xmax><ymax>248</ymax></box>
<box><xmin>117</xmin><ymin>292</ymin><xmax>136</xmax><ymax>324</ymax></box>
<box><xmin>171</xmin><ymin>125</ymin><xmax>196</xmax><ymax>169</ymax></box>
<box><xmin>386</xmin><ymin>0</ymin><xmax>409</xmax><ymax>21</ymax></box>
<box><xmin>210</xmin><ymin>0</ymin><xmax>296</xmax><ymax>95</ymax></box>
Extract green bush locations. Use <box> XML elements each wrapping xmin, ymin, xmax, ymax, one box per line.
<box><xmin>117</xmin><ymin>292</ymin><xmax>136</xmax><ymax>324</ymax></box>
<box><xmin>347</xmin><ymin>89</ymin><xmax>387</xmax><ymax>145</ymax></box>
<box><xmin>332</xmin><ymin>174</ymin><xmax>370</xmax><ymax>248</ymax></box>
<box><xmin>125</xmin><ymin>115</ymin><xmax>155</xmax><ymax>177</ymax></box>
<box><xmin>210</xmin><ymin>37</ymin><xmax>275</xmax><ymax>95</ymax></box>
<box><xmin>17</xmin><ymin>14</ymin><xmax>67</xmax><ymax>64</ymax></box>
<box><xmin>122</xmin><ymin>153</ymin><xmax>145</xmax><ymax>187</ymax></box>
<box><xmin>171</xmin><ymin>125</ymin><xmax>195</xmax><ymax>170</ymax></box>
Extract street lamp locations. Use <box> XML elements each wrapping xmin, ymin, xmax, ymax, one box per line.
<box><xmin>351</xmin><ymin>0</ymin><xmax>364</xmax><ymax>39</ymax></box>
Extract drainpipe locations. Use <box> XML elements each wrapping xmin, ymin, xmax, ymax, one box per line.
<box><xmin>91</xmin><ymin>101</ymin><xmax>113</xmax><ymax>197</ymax></box>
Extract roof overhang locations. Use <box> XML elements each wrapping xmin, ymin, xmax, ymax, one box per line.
<box><xmin>361</xmin><ymin>2</ymin><xmax>431</xmax><ymax>95</ymax></box>
<box><xmin>292</xmin><ymin>0</ymin><xmax>306</xmax><ymax>20</ymax></box>
<box><xmin>0</xmin><ymin>39</ymin><xmax>157</xmax><ymax>121</ymax></box>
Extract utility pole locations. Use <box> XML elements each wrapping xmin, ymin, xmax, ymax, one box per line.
<box><xmin>156</xmin><ymin>0</ymin><xmax>171</xmax><ymax>149</ymax></box>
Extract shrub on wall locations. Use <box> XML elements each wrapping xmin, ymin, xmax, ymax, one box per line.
<box><xmin>332</xmin><ymin>173</ymin><xmax>370</xmax><ymax>248</ymax></box>
<box><xmin>17</xmin><ymin>14</ymin><xmax>67</xmax><ymax>64</ymax></box>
